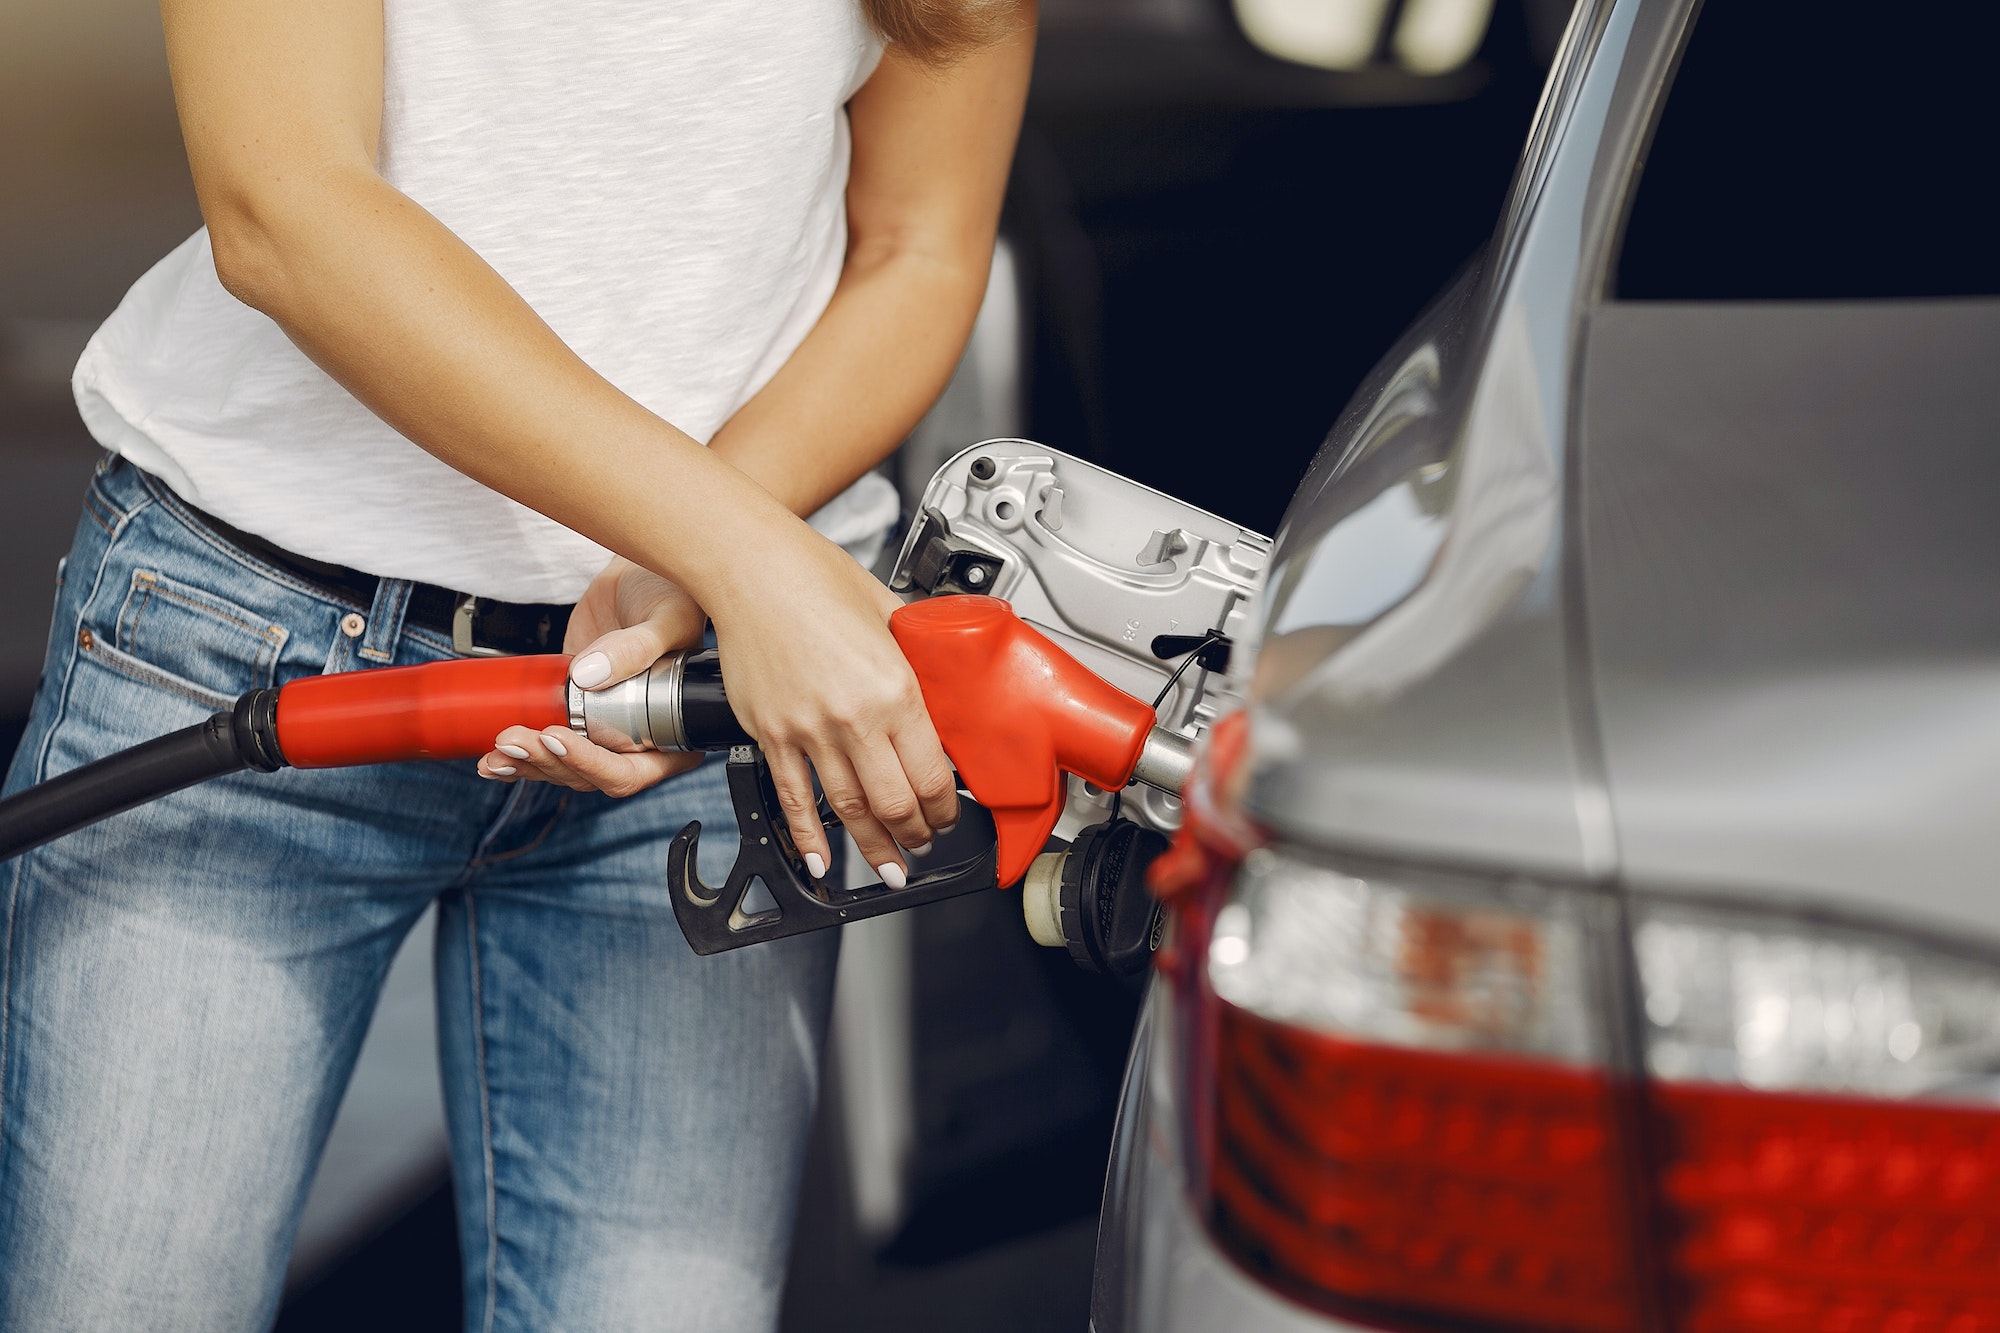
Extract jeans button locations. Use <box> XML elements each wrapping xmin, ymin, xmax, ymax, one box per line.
<box><xmin>340</xmin><ymin>613</ymin><xmax>366</xmax><ymax>638</ymax></box>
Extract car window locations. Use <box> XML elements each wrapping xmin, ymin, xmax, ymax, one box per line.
<box><xmin>1615</xmin><ymin>0</ymin><xmax>2000</xmax><ymax>300</ymax></box>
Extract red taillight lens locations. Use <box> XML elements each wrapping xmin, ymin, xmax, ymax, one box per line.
<box><xmin>1636</xmin><ymin>904</ymin><xmax>2000</xmax><ymax>1331</ymax></box>
<box><xmin>1196</xmin><ymin>849</ymin><xmax>1647</xmax><ymax>1331</ymax></box>
<box><xmin>1188</xmin><ymin>847</ymin><xmax>2000</xmax><ymax>1331</ymax></box>
<box><xmin>1653</xmin><ymin>1085</ymin><xmax>2000</xmax><ymax>1332</ymax></box>
<box><xmin>1214</xmin><ymin>1008</ymin><xmax>1640</xmax><ymax>1330</ymax></box>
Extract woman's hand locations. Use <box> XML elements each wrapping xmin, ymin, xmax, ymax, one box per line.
<box><xmin>707</xmin><ymin>521</ymin><xmax>959</xmax><ymax>890</ymax></box>
<box><xmin>480</xmin><ymin>528</ymin><xmax>961</xmax><ymax>892</ymax></box>
<box><xmin>478</xmin><ymin>558</ymin><xmax>707</xmax><ymax>796</ymax></box>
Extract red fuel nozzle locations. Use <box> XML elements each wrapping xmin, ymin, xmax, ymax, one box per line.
<box><xmin>275</xmin><ymin>655</ymin><xmax>572</xmax><ymax>767</ymax></box>
<box><xmin>270</xmin><ymin>598</ymin><xmax>1165</xmax><ymax>887</ymax></box>
<box><xmin>1</xmin><ymin>592</ymin><xmax>1172</xmax><ymax>902</ymax></box>
<box><xmin>890</xmin><ymin>596</ymin><xmax>1159</xmax><ymax>887</ymax></box>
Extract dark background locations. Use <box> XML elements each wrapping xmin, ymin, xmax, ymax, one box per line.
<box><xmin>0</xmin><ymin>1</ymin><xmax>1563</xmax><ymax>1326</ymax></box>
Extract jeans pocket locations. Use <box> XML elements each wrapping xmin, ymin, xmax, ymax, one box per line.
<box><xmin>79</xmin><ymin>568</ymin><xmax>291</xmax><ymax>710</ymax></box>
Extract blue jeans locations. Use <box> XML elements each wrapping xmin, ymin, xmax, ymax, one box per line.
<box><xmin>0</xmin><ymin>457</ymin><xmax>838</xmax><ymax>1331</ymax></box>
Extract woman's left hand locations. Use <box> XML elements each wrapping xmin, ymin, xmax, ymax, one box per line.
<box><xmin>478</xmin><ymin>557</ymin><xmax>708</xmax><ymax>795</ymax></box>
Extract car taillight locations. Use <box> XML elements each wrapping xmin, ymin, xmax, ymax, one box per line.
<box><xmin>1200</xmin><ymin>848</ymin><xmax>1646</xmax><ymax>1330</ymax></box>
<box><xmin>1189</xmin><ymin>846</ymin><xmax>2000</xmax><ymax>1331</ymax></box>
<box><xmin>1636</xmin><ymin>903</ymin><xmax>2000</xmax><ymax>1331</ymax></box>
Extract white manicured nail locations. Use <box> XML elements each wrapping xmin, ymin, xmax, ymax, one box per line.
<box><xmin>489</xmin><ymin>765</ymin><xmax>516</xmax><ymax>777</ymax></box>
<box><xmin>497</xmin><ymin>743</ymin><xmax>530</xmax><ymax>760</ymax></box>
<box><xmin>571</xmin><ymin>652</ymin><xmax>611</xmax><ymax>688</ymax></box>
<box><xmin>804</xmin><ymin>852</ymin><xmax>827</xmax><ymax>879</ymax></box>
<box><xmin>877</xmin><ymin>862</ymin><xmax>908</xmax><ymax>891</ymax></box>
<box><xmin>937</xmin><ymin>821</ymin><xmax>958</xmax><ymax>835</ymax></box>
<box><xmin>541</xmin><ymin>732</ymin><xmax>568</xmax><ymax>758</ymax></box>
<box><xmin>906</xmin><ymin>841</ymin><xmax>933</xmax><ymax>858</ymax></box>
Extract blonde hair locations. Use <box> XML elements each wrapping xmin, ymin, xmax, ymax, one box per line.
<box><xmin>860</xmin><ymin>0</ymin><xmax>1019</xmax><ymax>63</ymax></box>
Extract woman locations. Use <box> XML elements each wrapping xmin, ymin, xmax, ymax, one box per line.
<box><xmin>0</xmin><ymin>0</ymin><xmax>1033</xmax><ymax>1327</ymax></box>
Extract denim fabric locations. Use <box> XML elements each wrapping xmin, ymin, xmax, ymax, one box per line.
<box><xmin>0</xmin><ymin>457</ymin><xmax>838</xmax><ymax>1332</ymax></box>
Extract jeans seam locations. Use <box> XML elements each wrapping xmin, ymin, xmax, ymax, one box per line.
<box><xmin>77</xmin><ymin>636</ymin><xmax>238</xmax><ymax>712</ymax></box>
<box><xmin>0</xmin><ymin>841</ymin><xmax>20</xmax><ymax>1168</ymax></box>
<box><xmin>132</xmin><ymin>572</ymin><xmax>291</xmax><ymax>647</ymax></box>
<box><xmin>3</xmin><ymin>481</ymin><xmax>134</xmax><ymax>1154</ymax></box>
<box><xmin>84</xmin><ymin>472</ymin><xmax>136</xmax><ymax>536</ymax></box>
<box><xmin>30</xmin><ymin>488</ymin><xmax>141</xmax><ymax>790</ymax></box>
<box><xmin>84</xmin><ymin>492</ymin><xmax>117</xmax><ymax>537</ymax></box>
<box><xmin>464</xmin><ymin>890</ymin><xmax>501</xmax><ymax>1333</ymax></box>
<box><xmin>116</xmin><ymin>571</ymin><xmax>290</xmax><ymax>692</ymax></box>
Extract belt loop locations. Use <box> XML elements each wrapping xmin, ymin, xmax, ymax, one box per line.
<box><xmin>358</xmin><ymin>578</ymin><xmax>414</xmax><ymax>664</ymax></box>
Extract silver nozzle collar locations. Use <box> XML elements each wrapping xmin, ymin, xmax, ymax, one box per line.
<box><xmin>649</xmin><ymin>651</ymin><xmax>687</xmax><ymax>751</ymax></box>
<box><xmin>578</xmin><ymin>672</ymin><xmax>652</xmax><ymax>752</ymax></box>
<box><xmin>1132</xmin><ymin>727</ymin><xmax>1195</xmax><ymax>796</ymax></box>
<box><xmin>576</xmin><ymin>650</ymin><xmax>694</xmax><ymax>753</ymax></box>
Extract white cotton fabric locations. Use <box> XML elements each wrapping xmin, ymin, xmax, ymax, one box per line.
<box><xmin>73</xmin><ymin>0</ymin><xmax>895</xmax><ymax>602</ymax></box>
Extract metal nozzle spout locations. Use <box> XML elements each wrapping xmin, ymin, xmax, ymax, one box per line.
<box><xmin>1132</xmin><ymin>727</ymin><xmax>1194</xmax><ymax>796</ymax></box>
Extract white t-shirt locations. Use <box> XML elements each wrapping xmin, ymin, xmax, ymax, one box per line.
<box><xmin>73</xmin><ymin>0</ymin><xmax>897</xmax><ymax>603</ymax></box>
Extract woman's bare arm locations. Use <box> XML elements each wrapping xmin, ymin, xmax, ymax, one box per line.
<box><xmin>162</xmin><ymin>0</ymin><xmax>785</xmax><ymax>607</ymax></box>
<box><xmin>155</xmin><ymin>0</ymin><xmax>1030</xmax><ymax>879</ymax></box>
<box><xmin>708</xmin><ymin>20</ymin><xmax>1035</xmax><ymax>513</ymax></box>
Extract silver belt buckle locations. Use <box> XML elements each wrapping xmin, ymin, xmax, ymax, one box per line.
<box><xmin>452</xmin><ymin>595</ymin><xmax>512</xmax><ymax>658</ymax></box>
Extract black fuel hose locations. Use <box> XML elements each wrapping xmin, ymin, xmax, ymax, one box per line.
<box><xmin>0</xmin><ymin>644</ymin><xmax>741</xmax><ymax>865</ymax></box>
<box><xmin>0</xmin><ymin>689</ymin><xmax>284</xmax><ymax>864</ymax></box>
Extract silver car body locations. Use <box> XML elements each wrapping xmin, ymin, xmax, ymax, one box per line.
<box><xmin>1092</xmin><ymin>0</ymin><xmax>2000</xmax><ymax>1325</ymax></box>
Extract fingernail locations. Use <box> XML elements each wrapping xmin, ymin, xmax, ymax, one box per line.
<box><xmin>877</xmin><ymin>862</ymin><xmax>908</xmax><ymax>891</ymax></box>
<box><xmin>497</xmin><ymin>743</ymin><xmax>531</xmax><ymax>760</ymax></box>
<box><xmin>489</xmin><ymin>765</ymin><xmax>516</xmax><ymax>777</ymax></box>
<box><xmin>805</xmin><ymin>851</ymin><xmax>827</xmax><ymax>879</ymax></box>
<box><xmin>541</xmin><ymin>732</ymin><xmax>568</xmax><ymax>758</ymax></box>
<box><xmin>571</xmin><ymin>652</ymin><xmax>611</xmax><ymax>688</ymax></box>
<box><xmin>937</xmin><ymin>821</ymin><xmax>958</xmax><ymax>835</ymax></box>
<box><xmin>906</xmin><ymin>841</ymin><xmax>933</xmax><ymax>858</ymax></box>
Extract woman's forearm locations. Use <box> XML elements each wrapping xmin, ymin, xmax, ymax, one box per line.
<box><xmin>208</xmin><ymin>165</ymin><xmax>799</xmax><ymax>613</ymax></box>
<box><xmin>708</xmin><ymin>243</ymin><xmax>989</xmax><ymax>517</ymax></box>
<box><xmin>711</xmin><ymin>17</ymin><xmax>1032</xmax><ymax>518</ymax></box>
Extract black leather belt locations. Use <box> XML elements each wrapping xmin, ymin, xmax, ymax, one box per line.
<box><xmin>183</xmin><ymin>502</ymin><xmax>572</xmax><ymax>657</ymax></box>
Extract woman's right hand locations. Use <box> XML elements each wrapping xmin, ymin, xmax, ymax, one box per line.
<box><xmin>708</xmin><ymin>520</ymin><xmax>959</xmax><ymax>890</ymax></box>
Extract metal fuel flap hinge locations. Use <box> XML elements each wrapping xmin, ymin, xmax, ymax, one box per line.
<box><xmin>889</xmin><ymin>507</ymin><xmax>1005</xmax><ymax>598</ymax></box>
